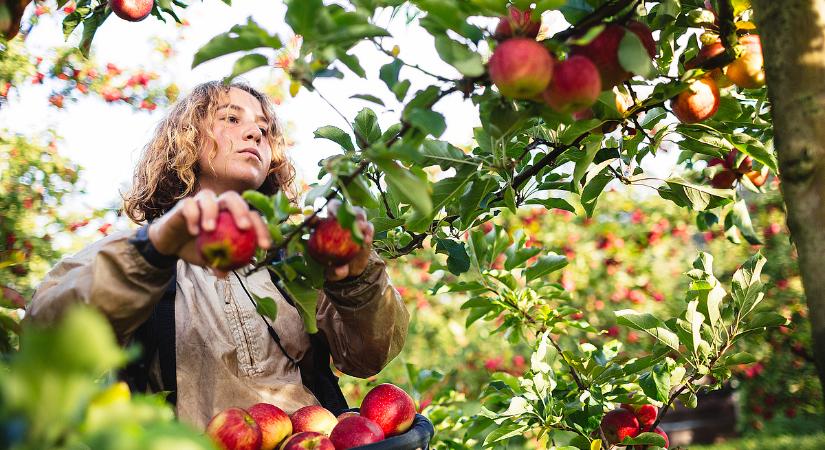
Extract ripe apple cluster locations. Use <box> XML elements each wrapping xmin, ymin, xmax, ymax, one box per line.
<box><xmin>707</xmin><ymin>149</ymin><xmax>767</xmax><ymax>189</ymax></box>
<box><xmin>487</xmin><ymin>7</ymin><xmax>656</xmax><ymax>115</ymax></box>
<box><xmin>600</xmin><ymin>403</ymin><xmax>670</xmax><ymax>449</ymax></box>
<box><xmin>673</xmin><ymin>33</ymin><xmax>765</xmax><ymax>124</ymax></box>
<box><xmin>206</xmin><ymin>383</ymin><xmax>417</xmax><ymax>450</ymax></box>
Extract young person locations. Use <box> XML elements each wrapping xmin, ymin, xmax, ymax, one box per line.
<box><xmin>27</xmin><ymin>81</ymin><xmax>410</xmax><ymax>429</ymax></box>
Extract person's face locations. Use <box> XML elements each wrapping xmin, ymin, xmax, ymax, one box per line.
<box><xmin>197</xmin><ymin>87</ymin><xmax>273</xmax><ymax>194</ymax></box>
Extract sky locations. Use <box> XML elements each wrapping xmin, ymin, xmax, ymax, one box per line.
<box><xmin>2</xmin><ymin>1</ymin><xmax>678</xmax><ymax>222</ymax></box>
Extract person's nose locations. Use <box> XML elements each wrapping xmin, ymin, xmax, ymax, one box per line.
<box><xmin>243</xmin><ymin>124</ymin><xmax>262</xmax><ymax>143</ymax></box>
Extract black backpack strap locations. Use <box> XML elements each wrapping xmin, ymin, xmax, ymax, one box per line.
<box><xmin>119</xmin><ymin>274</ymin><xmax>177</xmax><ymax>406</ymax></box>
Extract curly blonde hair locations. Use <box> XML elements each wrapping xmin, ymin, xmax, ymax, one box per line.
<box><xmin>122</xmin><ymin>80</ymin><xmax>296</xmax><ymax>224</ymax></box>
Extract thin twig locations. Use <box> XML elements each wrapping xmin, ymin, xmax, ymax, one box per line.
<box><xmin>371</xmin><ymin>40</ymin><xmax>454</xmax><ymax>83</ymax></box>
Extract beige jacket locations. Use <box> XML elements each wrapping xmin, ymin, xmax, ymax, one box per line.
<box><xmin>27</xmin><ymin>229</ymin><xmax>410</xmax><ymax>429</ymax></box>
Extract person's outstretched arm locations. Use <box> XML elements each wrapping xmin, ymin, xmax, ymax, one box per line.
<box><xmin>316</xmin><ymin>251</ymin><xmax>410</xmax><ymax>378</ymax></box>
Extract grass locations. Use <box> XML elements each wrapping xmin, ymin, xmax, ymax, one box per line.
<box><xmin>688</xmin><ymin>415</ymin><xmax>825</xmax><ymax>450</ymax></box>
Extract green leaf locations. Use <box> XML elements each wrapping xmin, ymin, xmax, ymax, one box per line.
<box><xmin>504</xmin><ymin>246</ymin><xmax>542</xmax><ymax>271</ymax></box>
<box><xmin>242</xmin><ymin>191</ymin><xmax>275</xmax><ymax>221</ymax></box>
<box><xmin>658</xmin><ymin>177</ymin><xmax>733</xmax><ymax>211</ymax></box>
<box><xmin>350</xmin><ymin>94</ymin><xmax>385</xmax><ymax>106</ymax></box>
<box><xmin>353</xmin><ymin>108</ymin><xmax>382</xmax><ymax>149</ymax></box>
<box><xmin>406</xmin><ymin>174</ymin><xmax>472</xmax><ymax>232</ymax></box>
<box><xmin>253</xmin><ymin>295</ymin><xmax>278</xmax><ymax>322</ymax></box>
<box><xmin>484</xmin><ymin>421</ymin><xmax>528</xmax><ymax>446</ymax></box>
<box><xmin>280</xmin><ymin>278</ymin><xmax>319</xmax><ymax>334</ymax></box>
<box><xmin>408</xmin><ymin>108</ymin><xmax>447</xmax><ymax>138</ymax></box>
<box><xmin>724</xmin><ymin>352</ymin><xmax>756</xmax><ymax>366</ymax></box>
<box><xmin>618</xmin><ymin>29</ymin><xmax>656</xmax><ymax>78</ymax></box>
<box><xmin>433</xmin><ymin>35</ymin><xmax>485</xmax><ymax>77</ymax></box>
<box><xmin>379</xmin><ymin>59</ymin><xmax>402</xmax><ymax>91</ymax></box>
<box><xmin>731</xmin><ymin>253</ymin><xmax>767</xmax><ymax>316</ymax></box>
<box><xmin>615</xmin><ymin>310</ymin><xmax>680</xmax><ymax>350</ymax></box>
<box><xmin>744</xmin><ymin>312</ymin><xmax>787</xmax><ymax>330</ymax></box>
<box><xmin>639</xmin><ymin>364</ymin><xmax>671</xmax><ymax>403</ymax></box>
<box><xmin>434</xmin><ymin>238</ymin><xmax>471</xmax><ymax>275</ymax></box>
<box><xmin>285</xmin><ymin>0</ymin><xmax>323</xmax><ymax>38</ymax></box>
<box><xmin>373</xmin><ymin>158</ymin><xmax>432</xmax><ymax>215</ymax></box>
<box><xmin>524</xmin><ymin>197</ymin><xmax>576</xmax><ymax>213</ymax></box>
<box><xmin>417</xmin><ymin>140</ymin><xmax>470</xmax><ymax>170</ymax></box>
<box><xmin>525</xmin><ymin>253</ymin><xmax>568</xmax><ymax>282</ymax></box>
<box><xmin>621</xmin><ymin>432</ymin><xmax>667</xmax><ymax>447</ymax></box>
<box><xmin>314</xmin><ymin>126</ymin><xmax>355</xmax><ymax>152</ymax></box>
<box><xmin>730</xmin><ymin>199</ymin><xmax>763</xmax><ymax>245</ymax></box>
<box><xmin>731</xmin><ymin>133</ymin><xmax>778</xmax><ymax>173</ymax></box>
<box><xmin>226</xmin><ymin>53</ymin><xmax>269</xmax><ymax>81</ymax></box>
<box><xmin>79</xmin><ymin>7</ymin><xmax>111</xmax><ymax>58</ymax></box>
<box><xmin>581</xmin><ymin>167</ymin><xmax>612</xmax><ymax>217</ymax></box>
<box><xmin>193</xmin><ymin>18</ymin><xmax>282</xmax><ymax>68</ymax></box>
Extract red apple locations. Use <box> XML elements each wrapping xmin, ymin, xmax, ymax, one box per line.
<box><xmin>724</xmin><ymin>149</ymin><xmax>752</xmax><ymax>174</ymax></box>
<box><xmin>600</xmin><ymin>408</ymin><xmax>640</xmax><ymax>445</ymax></box>
<box><xmin>360</xmin><ymin>383</ymin><xmax>416</xmax><ymax>437</ymax></box>
<box><xmin>488</xmin><ymin>38</ymin><xmax>554</xmax><ymax>99</ymax></box>
<box><xmin>494</xmin><ymin>6</ymin><xmax>541</xmax><ymax>40</ymax></box>
<box><xmin>671</xmin><ymin>77</ymin><xmax>720</xmax><ymax>123</ymax></box>
<box><xmin>109</xmin><ymin>0</ymin><xmax>153</xmax><ymax>22</ymax></box>
<box><xmin>621</xmin><ymin>403</ymin><xmax>658</xmax><ymax>429</ymax></box>
<box><xmin>196</xmin><ymin>210</ymin><xmax>258</xmax><ymax>271</ymax></box>
<box><xmin>329</xmin><ymin>416</ymin><xmax>385</xmax><ymax>449</ymax></box>
<box><xmin>746</xmin><ymin>169</ymin><xmax>768</xmax><ymax>187</ymax></box>
<box><xmin>685</xmin><ymin>40</ymin><xmax>733</xmax><ymax>87</ymax></box>
<box><xmin>543</xmin><ymin>55</ymin><xmax>602</xmax><ymax>113</ymax></box>
<box><xmin>205</xmin><ymin>407</ymin><xmax>263</xmax><ymax>450</ymax></box>
<box><xmin>307</xmin><ymin>216</ymin><xmax>362</xmax><ymax>266</ymax></box>
<box><xmin>633</xmin><ymin>426</ymin><xmax>669</xmax><ymax>449</ymax></box>
<box><xmin>248</xmin><ymin>403</ymin><xmax>292</xmax><ymax>450</ymax></box>
<box><xmin>710</xmin><ymin>169</ymin><xmax>737</xmax><ymax>189</ymax></box>
<box><xmin>280</xmin><ymin>432</ymin><xmax>335</xmax><ymax>450</ymax></box>
<box><xmin>726</xmin><ymin>35</ymin><xmax>765</xmax><ymax>89</ymax></box>
<box><xmin>290</xmin><ymin>405</ymin><xmax>338</xmax><ymax>436</ymax></box>
<box><xmin>571</xmin><ymin>20</ymin><xmax>656</xmax><ymax>89</ymax></box>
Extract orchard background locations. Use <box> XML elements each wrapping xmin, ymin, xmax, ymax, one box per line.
<box><xmin>1</xmin><ymin>0</ymin><xmax>825</xmax><ymax>449</ymax></box>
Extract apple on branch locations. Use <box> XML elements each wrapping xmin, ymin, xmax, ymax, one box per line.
<box><xmin>109</xmin><ymin>0</ymin><xmax>153</xmax><ymax>22</ymax></box>
<box><xmin>488</xmin><ymin>38</ymin><xmax>554</xmax><ymax>100</ymax></box>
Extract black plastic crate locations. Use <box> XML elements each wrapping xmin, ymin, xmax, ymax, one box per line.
<box><xmin>345</xmin><ymin>410</ymin><xmax>434</xmax><ymax>450</ymax></box>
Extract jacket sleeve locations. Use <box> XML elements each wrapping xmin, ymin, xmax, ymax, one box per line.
<box><xmin>26</xmin><ymin>229</ymin><xmax>176</xmax><ymax>344</ymax></box>
<box><xmin>316</xmin><ymin>251</ymin><xmax>410</xmax><ymax>378</ymax></box>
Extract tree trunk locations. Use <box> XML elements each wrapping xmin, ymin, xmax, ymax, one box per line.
<box><xmin>751</xmin><ymin>0</ymin><xmax>825</xmax><ymax>402</ymax></box>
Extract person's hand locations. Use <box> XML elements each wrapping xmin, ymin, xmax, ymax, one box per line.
<box><xmin>147</xmin><ymin>189</ymin><xmax>271</xmax><ymax>277</ymax></box>
<box><xmin>324</xmin><ymin>199</ymin><xmax>374</xmax><ymax>282</ymax></box>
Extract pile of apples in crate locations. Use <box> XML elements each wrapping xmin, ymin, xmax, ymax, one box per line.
<box><xmin>206</xmin><ymin>383</ymin><xmax>417</xmax><ymax>450</ymax></box>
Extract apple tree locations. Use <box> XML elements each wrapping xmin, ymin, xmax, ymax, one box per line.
<box><xmin>7</xmin><ymin>0</ymin><xmax>823</xmax><ymax>448</ymax></box>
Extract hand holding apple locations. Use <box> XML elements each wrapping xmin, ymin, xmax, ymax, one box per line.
<box><xmin>307</xmin><ymin>199</ymin><xmax>373</xmax><ymax>282</ymax></box>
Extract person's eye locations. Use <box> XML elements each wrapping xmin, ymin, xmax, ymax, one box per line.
<box><xmin>224</xmin><ymin>115</ymin><xmax>238</xmax><ymax>124</ymax></box>
<box><xmin>259</xmin><ymin>127</ymin><xmax>268</xmax><ymax>136</ymax></box>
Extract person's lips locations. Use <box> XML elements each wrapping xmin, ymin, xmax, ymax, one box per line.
<box><xmin>239</xmin><ymin>147</ymin><xmax>261</xmax><ymax>162</ymax></box>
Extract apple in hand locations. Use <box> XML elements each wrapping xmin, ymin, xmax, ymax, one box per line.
<box><xmin>307</xmin><ymin>216</ymin><xmax>362</xmax><ymax>267</ymax></box>
<box><xmin>205</xmin><ymin>407</ymin><xmax>262</xmax><ymax>450</ymax></box>
<box><xmin>329</xmin><ymin>416</ymin><xmax>385</xmax><ymax>449</ymax></box>
<box><xmin>360</xmin><ymin>383</ymin><xmax>416</xmax><ymax>437</ymax></box>
<box><xmin>600</xmin><ymin>408</ymin><xmax>640</xmax><ymax>445</ymax></box>
<box><xmin>290</xmin><ymin>405</ymin><xmax>338</xmax><ymax>436</ymax></box>
<box><xmin>280</xmin><ymin>431</ymin><xmax>335</xmax><ymax>450</ymax></box>
<box><xmin>542</xmin><ymin>55</ymin><xmax>602</xmax><ymax>113</ymax></box>
<box><xmin>488</xmin><ymin>38</ymin><xmax>554</xmax><ymax>99</ymax></box>
<box><xmin>196</xmin><ymin>210</ymin><xmax>258</xmax><ymax>271</ymax></box>
<box><xmin>248</xmin><ymin>403</ymin><xmax>292</xmax><ymax>450</ymax></box>
<box><xmin>109</xmin><ymin>0</ymin><xmax>153</xmax><ymax>22</ymax></box>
